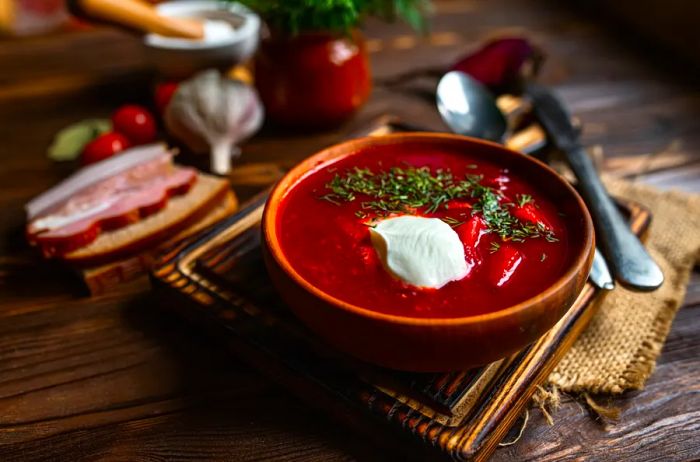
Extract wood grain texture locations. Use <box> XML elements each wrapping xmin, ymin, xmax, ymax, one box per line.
<box><xmin>0</xmin><ymin>0</ymin><xmax>699</xmax><ymax>460</ymax></box>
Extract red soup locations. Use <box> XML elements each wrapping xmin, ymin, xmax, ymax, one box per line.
<box><xmin>277</xmin><ymin>144</ymin><xmax>575</xmax><ymax>319</ymax></box>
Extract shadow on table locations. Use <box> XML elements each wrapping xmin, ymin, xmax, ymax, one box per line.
<box><xmin>118</xmin><ymin>292</ymin><xmax>395</xmax><ymax>462</ymax></box>
<box><xmin>0</xmin><ymin>222</ymin><xmax>86</xmax><ymax>302</ymax></box>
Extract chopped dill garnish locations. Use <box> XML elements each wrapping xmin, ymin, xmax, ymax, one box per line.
<box><xmin>441</xmin><ymin>216</ymin><xmax>465</xmax><ymax>228</ymax></box>
<box><xmin>319</xmin><ymin>194</ymin><xmax>342</xmax><ymax>205</ymax></box>
<box><xmin>540</xmin><ymin>253</ymin><xmax>547</xmax><ymax>262</ymax></box>
<box><xmin>490</xmin><ymin>241</ymin><xmax>501</xmax><ymax>253</ymax></box>
<box><xmin>467</xmin><ymin>164</ymin><xmax>478</xmax><ymax>169</ymax></box>
<box><xmin>318</xmin><ymin>166</ymin><xmax>559</xmax><ymax>244</ymax></box>
<box><xmin>516</xmin><ymin>194</ymin><xmax>533</xmax><ymax>207</ymax></box>
<box><xmin>545</xmin><ymin>234</ymin><xmax>559</xmax><ymax>243</ymax></box>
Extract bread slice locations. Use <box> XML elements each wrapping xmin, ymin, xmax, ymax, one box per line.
<box><xmin>79</xmin><ymin>191</ymin><xmax>237</xmax><ymax>295</ymax></box>
<box><xmin>64</xmin><ymin>173</ymin><xmax>235</xmax><ymax>267</ymax></box>
<box><xmin>163</xmin><ymin>190</ymin><xmax>237</xmax><ymax>243</ymax></box>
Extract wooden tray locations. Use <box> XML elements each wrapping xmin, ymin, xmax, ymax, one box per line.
<box><xmin>151</xmin><ymin>120</ymin><xmax>651</xmax><ymax>461</ymax></box>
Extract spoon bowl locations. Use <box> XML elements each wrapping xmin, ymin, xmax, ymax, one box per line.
<box><xmin>436</xmin><ymin>71</ymin><xmax>507</xmax><ymax>142</ymax></box>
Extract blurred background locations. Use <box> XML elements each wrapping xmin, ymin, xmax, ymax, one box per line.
<box><xmin>2</xmin><ymin>0</ymin><xmax>698</xmax><ymax>57</ymax></box>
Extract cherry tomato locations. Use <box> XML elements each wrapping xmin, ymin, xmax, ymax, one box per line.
<box><xmin>81</xmin><ymin>132</ymin><xmax>130</xmax><ymax>165</ymax></box>
<box><xmin>154</xmin><ymin>81</ymin><xmax>179</xmax><ymax>115</ymax></box>
<box><xmin>111</xmin><ymin>105</ymin><xmax>157</xmax><ymax>145</ymax></box>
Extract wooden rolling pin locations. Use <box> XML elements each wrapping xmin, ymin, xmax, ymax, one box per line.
<box><xmin>68</xmin><ymin>0</ymin><xmax>204</xmax><ymax>39</ymax></box>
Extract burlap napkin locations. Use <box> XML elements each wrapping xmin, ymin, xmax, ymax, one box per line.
<box><xmin>545</xmin><ymin>177</ymin><xmax>700</xmax><ymax>397</ymax></box>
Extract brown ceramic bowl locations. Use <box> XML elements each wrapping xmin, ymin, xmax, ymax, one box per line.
<box><xmin>262</xmin><ymin>133</ymin><xmax>594</xmax><ymax>372</ymax></box>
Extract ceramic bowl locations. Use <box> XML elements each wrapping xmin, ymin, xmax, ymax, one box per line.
<box><xmin>143</xmin><ymin>1</ymin><xmax>260</xmax><ymax>79</ymax></box>
<box><xmin>262</xmin><ymin>133</ymin><xmax>595</xmax><ymax>372</ymax></box>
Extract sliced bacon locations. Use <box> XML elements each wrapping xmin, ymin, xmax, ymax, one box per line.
<box><xmin>26</xmin><ymin>143</ymin><xmax>170</xmax><ymax>220</ymax></box>
<box><xmin>26</xmin><ymin>145</ymin><xmax>198</xmax><ymax>258</ymax></box>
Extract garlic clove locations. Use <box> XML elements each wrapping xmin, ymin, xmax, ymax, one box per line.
<box><xmin>164</xmin><ymin>70</ymin><xmax>263</xmax><ymax>175</ymax></box>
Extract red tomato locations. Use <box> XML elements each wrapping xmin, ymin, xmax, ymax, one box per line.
<box><xmin>81</xmin><ymin>132</ymin><xmax>130</xmax><ymax>165</ymax></box>
<box><xmin>111</xmin><ymin>105</ymin><xmax>157</xmax><ymax>145</ymax></box>
<box><xmin>154</xmin><ymin>82</ymin><xmax>179</xmax><ymax>115</ymax></box>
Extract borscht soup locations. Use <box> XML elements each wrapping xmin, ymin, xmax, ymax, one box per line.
<box><xmin>276</xmin><ymin>141</ymin><xmax>579</xmax><ymax>319</ymax></box>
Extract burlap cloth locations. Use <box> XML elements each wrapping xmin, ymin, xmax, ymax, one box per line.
<box><xmin>543</xmin><ymin>176</ymin><xmax>700</xmax><ymax>398</ymax></box>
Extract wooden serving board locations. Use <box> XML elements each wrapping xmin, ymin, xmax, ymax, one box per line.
<box><xmin>151</xmin><ymin>120</ymin><xmax>651</xmax><ymax>461</ymax></box>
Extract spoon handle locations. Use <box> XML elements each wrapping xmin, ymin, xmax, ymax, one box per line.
<box><xmin>564</xmin><ymin>143</ymin><xmax>663</xmax><ymax>290</ymax></box>
<box><xmin>68</xmin><ymin>0</ymin><xmax>204</xmax><ymax>39</ymax></box>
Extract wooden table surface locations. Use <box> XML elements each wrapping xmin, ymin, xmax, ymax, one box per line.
<box><xmin>1</xmin><ymin>1</ymin><xmax>698</xmax><ymax>460</ymax></box>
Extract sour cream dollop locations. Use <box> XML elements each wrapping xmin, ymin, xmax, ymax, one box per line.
<box><xmin>369</xmin><ymin>215</ymin><xmax>470</xmax><ymax>289</ymax></box>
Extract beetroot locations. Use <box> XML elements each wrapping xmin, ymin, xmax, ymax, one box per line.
<box><xmin>513</xmin><ymin>203</ymin><xmax>554</xmax><ymax>231</ymax></box>
<box><xmin>459</xmin><ymin>215</ymin><xmax>488</xmax><ymax>249</ymax></box>
<box><xmin>451</xmin><ymin>37</ymin><xmax>544</xmax><ymax>95</ymax></box>
<box><xmin>488</xmin><ymin>244</ymin><xmax>524</xmax><ymax>287</ymax></box>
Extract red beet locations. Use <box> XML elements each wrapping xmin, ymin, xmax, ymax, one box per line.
<box><xmin>459</xmin><ymin>216</ymin><xmax>488</xmax><ymax>268</ymax></box>
<box><xmin>488</xmin><ymin>244</ymin><xmax>524</xmax><ymax>287</ymax></box>
<box><xmin>459</xmin><ymin>215</ymin><xmax>487</xmax><ymax>249</ymax></box>
<box><xmin>451</xmin><ymin>37</ymin><xmax>544</xmax><ymax>95</ymax></box>
<box><xmin>513</xmin><ymin>203</ymin><xmax>553</xmax><ymax>230</ymax></box>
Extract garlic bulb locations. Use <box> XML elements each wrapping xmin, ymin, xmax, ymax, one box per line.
<box><xmin>165</xmin><ymin>70</ymin><xmax>263</xmax><ymax>175</ymax></box>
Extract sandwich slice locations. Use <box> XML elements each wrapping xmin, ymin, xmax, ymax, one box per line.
<box><xmin>26</xmin><ymin>143</ymin><xmax>237</xmax><ymax>293</ymax></box>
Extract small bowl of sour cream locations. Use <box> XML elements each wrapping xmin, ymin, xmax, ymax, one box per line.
<box><xmin>143</xmin><ymin>0</ymin><xmax>260</xmax><ymax>78</ymax></box>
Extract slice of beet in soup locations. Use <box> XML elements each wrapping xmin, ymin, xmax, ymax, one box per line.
<box><xmin>277</xmin><ymin>143</ymin><xmax>574</xmax><ymax>319</ymax></box>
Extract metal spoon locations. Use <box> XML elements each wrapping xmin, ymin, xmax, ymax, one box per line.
<box><xmin>437</xmin><ymin>71</ymin><xmax>508</xmax><ymax>142</ymax></box>
<box><xmin>436</xmin><ymin>71</ymin><xmax>615</xmax><ymax>291</ymax></box>
<box><xmin>437</xmin><ymin>71</ymin><xmax>548</xmax><ymax>156</ymax></box>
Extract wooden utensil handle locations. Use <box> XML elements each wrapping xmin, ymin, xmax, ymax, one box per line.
<box><xmin>68</xmin><ymin>0</ymin><xmax>203</xmax><ymax>39</ymax></box>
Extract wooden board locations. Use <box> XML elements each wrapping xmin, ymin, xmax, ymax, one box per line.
<box><xmin>151</xmin><ymin>120</ymin><xmax>651</xmax><ymax>461</ymax></box>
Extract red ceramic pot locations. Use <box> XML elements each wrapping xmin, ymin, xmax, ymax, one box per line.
<box><xmin>254</xmin><ymin>29</ymin><xmax>371</xmax><ymax>128</ymax></box>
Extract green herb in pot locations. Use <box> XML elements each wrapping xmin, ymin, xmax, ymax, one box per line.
<box><xmin>235</xmin><ymin>0</ymin><xmax>431</xmax><ymax>36</ymax></box>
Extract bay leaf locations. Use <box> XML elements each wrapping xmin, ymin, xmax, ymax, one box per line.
<box><xmin>48</xmin><ymin>119</ymin><xmax>111</xmax><ymax>162</ymax></box>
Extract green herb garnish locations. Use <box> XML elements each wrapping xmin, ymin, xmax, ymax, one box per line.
<box><xmin>516</xmin><ymin>194</ymin><xmax>533</xmax><ymax>207</ymax></box>
<box><xmin>441</xmin><ymin>216</ymin><xmax>465</xmax><ymax>228</ymax></box>
<box><xmin>355</xmin><ymin>210</ymin><xmax>368</xmax><ymax>219</ymax></box>
<box><xmin>323</xmin><ymin>166</ymin><xmax>471</xmax><ymax>215</ymax></box>
<box><xmin>490</xmin><ymin>242</ymin><xmax>501</xmax><ymax>253</ymax></box>
<box><xmin>319</xmin><ymin>166</ymin><xmax>559</xmax><ymax>244</ymax></box>
<box><xmin>540</xmin><ymin>253</ymin><xmax>547</xmax><ymax>262</ymax></box>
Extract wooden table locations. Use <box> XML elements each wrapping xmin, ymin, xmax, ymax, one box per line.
<box><xmin>1</xmin><ymin>1</ymin><xmax>698</xmax><ymax>460</ymax></box>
